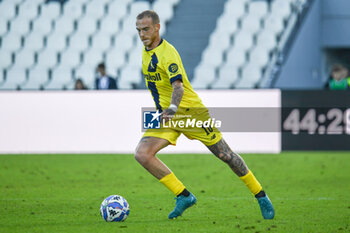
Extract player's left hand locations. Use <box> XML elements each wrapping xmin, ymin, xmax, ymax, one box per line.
<box><xmin>161</xmin><ymin>108</ymin><xmax>176</xmax><ymax>123</ymax></box>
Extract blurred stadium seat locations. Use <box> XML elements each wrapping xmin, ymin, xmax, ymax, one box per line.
<box><xmin>17</xmin><ymin>1</ymin><xmax>40</xmax><ymax>21</ymax></box>
<box><xmin>14</xmin><ymin>49</ymin><xmax>35</xmax><ymax>69</ymax></box>
<box><xmin>68</xmin><ymin>33</ymin><xmax>89</xmax><ymax>53</ymax></box>
<box><xmin>128</xmin><ymin>45</ymin><xmax>143</xmax><ymax>68</ymax></box>
<box><xmin>0</xmin><ymin>67</ymin><xmax>27</xmax><ymax>90</ymax></box>
<box><xmin>32</xmin><ymin>17</ymin><xmax>54</xmax><ymax>36</ymax></box>
<box><xmin>45</xmin><ymin>66</ymin><xmax>74</xmax><ymax>89</ymax></box>
<box><xmin>76</xmin><ymin>16</ymin><xmax>98</xmax><ymax>37</ymax></box>
<box><xmin>59</xmin><ymin>50</ymin><xmax>81</xmax><ymax>69</ymax></box>
<box><xmin>192</xmin><ymin>64</ymin><xmax>216</xmax><ymax>89</ymax></box>
<box><xmin>85</xmin><ymin>0</ymin><xmax>107</xmax><ymax>19</ymax></box>
<box><xmin>249</xmin><ymin>47</ymin><xmax>270</xmax><ymax>70</ymax></box>
<box><xmin>37</xmin><ymin>49</ymin><xmax>58</xmax><ymax>69</ymax></box>
<box><xmin>0</xmin><ymin>1</ymin><xmax>17</xmax><ymax>22</ymax></box>
<box><xmin>212</xmin><ymin>64</ymin><xmax>239</xmax><ymax>89</ymax></box>
<box><xmin>107</xmin><ymin>0</ymin><xmax>129</xmax><ymax>22</ymax></box>
<box><xmin>119</xmin><ymin>65</ymin><xmax>142</xmax><ymax>89</ymax></box>
<box><xmin>40</xmin><ymin>2</ymin><xmax>61</xmax><ymax>21</ymax></box>
<box><xmin>0</xmin><ymin>50</ymin><xmax>12</xmax><ymax>70</ymax></box>
<box><xmin>248</xmin><ymin>1</ymin><xmax>268</xmax><ymax>19</ymax></box>
<box><xmin>46</xmin><ymin>32</ymin><xmax>67</xmax><ymax>52</ymax></box>
<box><xmin>22</xmin><ymin>66</ymin><xmax>49</xmax><ymax>90</ymax></box>
<box><xmin>10</xmin><ymin>17</ymin><xmax>31</xmax><ymax>36</ymax></box>
<box><xmin>1</xmin><ymin>33</ymin><xmax>22</xmax><ymax>53</ymax></box>
<box><xmin>194</xmin><ymin>0</ymin><xmax>298</xmax><ymax>89</ymax></box>
<box><xmin>241</xmin><ymin>15</ymin><xmax>262</xmax><ymax>34</ymax></box>
<box><xmin>226</xmin><ymin>47</ymin><xmax>246</xmax><ymax>68</ymax></box>
<box><xmin>271</xmin><ymin>0</ymin><xmax>292</xmax><ymax>20</ymax></box>
<box><xmin>54</xmin><ymin>17</ymin><xmax>75</xmax><ymax>36</ymax></box>
<box><xmin>256</xmin><ymin>31</ymin><xmax>277</xmax><ymax>53</ymax></box>
<box><xmin>75</xmin><ymin>64</ymin><xmax>96</xmax><ymax>89</ymax></box>
<box><xmin>99</xmin><ymin>16</ymin><xmax>121</xmax><ymax>36</ymax></box>
<box><xmin>264</xmin><ymin>14</ymin><xmax>284</xmax><ymax>36</ymax></box>
<box><xmin>24</xmin><ymin>33</ymin><xmax>45</xmax><ymax>52</ymax></box>
<box><xmin>215</xmin><ymin>14</ymin><xmax>238</xmax><ymax>36</ymax></box>
<box><xmin>63</xmin><ymin>1</ymin><xmax>83</xmax><ymax>20</ymax></box>
<box><xmin>82</xmin><ymin>49</ymin><xmax>104</xmax><ymax>68</ymax></box>
<box><xmin>235</xmin><ymin>64</ymin><xmax>262</xmax><ymax>88</ymax></box>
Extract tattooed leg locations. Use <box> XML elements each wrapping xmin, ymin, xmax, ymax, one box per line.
<box><xmin>207</xmin><ymin>139</ymin><xmax>249</xmax><ymax>177</ymax></box>
<box><xmin>207</xmin><ymin>139</ymin><xmax>275</xmax><ymax>219</ymax></box>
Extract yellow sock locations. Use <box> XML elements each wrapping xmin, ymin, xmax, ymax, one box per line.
<box><xmin>159</xmin><ymin>172</ymin><xmax>186</xmax><ymax>196</ymax></box>
<box><xmin>239</xmin><ymin>170</ymin><xmax>262</xmax><ymax>195</ymax></box>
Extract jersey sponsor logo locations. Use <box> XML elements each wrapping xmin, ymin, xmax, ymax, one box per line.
<box><xmin>148</xmin><ymin>53</ymin><xmax>158</xmax><ymax>72</ymax></box>
<box><xmin>168</xmin><ymin>63</ymin><xmax>178</xmax><ymax>73</ymax></box>
<box><xmin>145</xmin><ymin>73</ymin><xmax>162</xmax><ymax>82</ymax></box>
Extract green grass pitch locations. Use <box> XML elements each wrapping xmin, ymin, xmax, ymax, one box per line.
<box><xmin>0</xmin><ymin>152</ymin><xmax>349</xmax><ymax>233</ymax></box>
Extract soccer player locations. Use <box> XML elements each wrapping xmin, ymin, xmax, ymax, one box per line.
<box><xmin>135</xmin><ymin>10</ymin><xmax>275</xmax><ymax>220</ymax></box>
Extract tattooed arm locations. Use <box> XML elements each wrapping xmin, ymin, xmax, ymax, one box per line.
<box><xmin>161</xmin><ymin>80</ymin><xmax>184</xmax><ymax>121</ymax></box>
<box><xmin>207</xmin><ymin>139</ymin><xmax>249</xmax><ymax>176</ymax></box>
<box><xmin>170</xmin><ymin>79</ymin><xmax>184</xmax><ymax>107</ymax></box>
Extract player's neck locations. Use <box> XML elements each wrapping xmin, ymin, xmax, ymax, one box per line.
<box><xmin>146</xmin><ymin>37</ymin><xmax>162</xmax><ymax>51</ymax></box>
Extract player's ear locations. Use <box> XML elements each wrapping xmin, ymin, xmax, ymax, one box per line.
<box><xmin>155</xmin><ymin>23</ymin><xmax>160</xmax><ymax>32</ymax></box>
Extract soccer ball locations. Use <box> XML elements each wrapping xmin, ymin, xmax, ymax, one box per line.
<box><xmin>100</xmin><ymin>195</ymin><xmax>130</xmax><ymax>222</ymax></box>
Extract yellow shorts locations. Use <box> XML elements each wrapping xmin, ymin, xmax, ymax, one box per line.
<box><xmin>143</xmin><ymin>108</ymin><xmax>222</xmax><ymax>146</ymax></box>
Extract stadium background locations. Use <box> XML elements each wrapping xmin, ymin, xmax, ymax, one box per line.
<box><xmin>1</xmin><ymin>1</ymin><xmax>350</xmax><ymax>232</ymax></box>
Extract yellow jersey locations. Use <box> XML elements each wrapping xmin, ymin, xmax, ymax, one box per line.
<box><xmin>142</xmin><ymin>39</ymin><xmax>205</xmax><ymax>113</ymax></box>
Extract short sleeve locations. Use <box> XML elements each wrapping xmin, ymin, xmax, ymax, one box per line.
<box><xmin>165</xmin><ymin>50</ymin><xmax>183</xmax><ymax>84</ymax></box>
